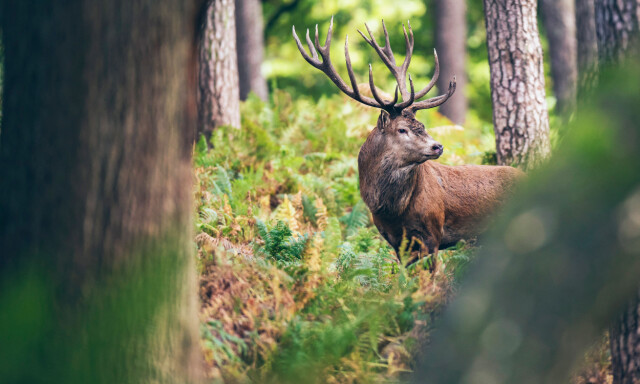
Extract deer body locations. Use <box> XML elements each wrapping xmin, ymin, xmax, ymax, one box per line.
<box><xmin>293</xmin><ymin>18</ymin><xmax>523</xmax><ymax>266</ymax></box>
<box><xmin>359</xmin><ymin>123</ymin><xmax>522</xmax><ymax>259</ymax></box>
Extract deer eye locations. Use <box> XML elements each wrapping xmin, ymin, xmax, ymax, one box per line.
<box><xmin>398</xmin><ymin>129</ymin><xmax>407</xmax><ymax>134</ymax></box>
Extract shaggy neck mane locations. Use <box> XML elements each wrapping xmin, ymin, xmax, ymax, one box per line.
<box><xmin>358</xmin><ymin>131</ymin><xmax>421</xmax><ymax>217</ymax></box>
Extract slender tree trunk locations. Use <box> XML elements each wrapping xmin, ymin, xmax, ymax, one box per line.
<box><xmin>540</xmin><ymin>0</ymin><xmax>578</xmax><ymax>117</ymax></box>
<box><xmin>576</xmin><ymin>0</ymin><xmax>600</xmax><ymax>94</ymax></box>
<box><xmin>595</xmin><ymin>0</ymin><xmax>640</xmax><ymax>63</ymax></box>
<box><xmin>483</xmin><ymin>0</ymin><xmax>551</xmax><ymax>169</ymax></box>
<box><xmin>433</xmin><ymin>0</ymin><xmax>468</xmax><ymax>125</ymax></box>
<box><xmin>594</xmin><ymin>2</ymin><xmax>640</xmax><ymax>382</ymax></box>
<box><xmin>610</xmin><ymin>290</ymin><xmax>640</xmax><ymax>384</ymax></box>
<box><xmin>199</xmin><ymin>0</ymin><xmax>241</xmax><ymax>138</ymax></box>
<box><xmin>235</xmin><ymin>0</ymin><xmax>269</xmax><ymax>100</ymax></box>
<box><xmin>0</xmin><ymin>1</ymin><xmax>202</xmax><ymax>382</ymax></box>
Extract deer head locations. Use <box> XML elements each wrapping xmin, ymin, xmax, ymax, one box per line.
<box><xmin>293</xmin><ymin>18</ymin><xmax>455</xmax><ymax>165</ymax></box>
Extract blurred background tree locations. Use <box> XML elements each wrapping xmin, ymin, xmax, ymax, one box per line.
<box><xmin>432</xmin><ymin>0</ymin><xmax>468</xmax><ymax>125</ymax></box>
<box><xmin>576</xmin><ymin>0</ymin><xmax>599</xmax><ymax>95</ymax></box>
<box><xmin>236</xmin><ymin>0</ymin><xmax>269</xmax><ymax>100</ymax></box>
<box><xmin>540</xmin><ymin>0</ymin><xmax>578</xmax><ymax>119</ymax></box>
<box><xmin>199</xmin><ymin>0</ymin><xmax>241</xmax><ymax>140</ymax></box>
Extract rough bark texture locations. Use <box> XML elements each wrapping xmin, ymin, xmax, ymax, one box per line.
<box><xmin>433</xmin><ymin>0</ymin><xmax>468</xmax><ymax>125</ymax></box>
<box><xmin>595</xmin><ymin>0</ymin><xmax>640</xmax><ymax>63</ymax></box>
<box><xmin>0</xmin><ymin>1</ymin><xmax>202</xmax><ymax>382</ymax></box>
<box><xmin>610</xmin><ymin>291</ymin><xmax>640</xmax><ymax>384</ymax></box>
<box><xmin>235</xmin><ymin>0</ymin><xmax>269</xmax><ymax>100</ymax></box>
<box><xmin>540</xmin><ymin>0</ymin><xmax>578</xmax><ymax>117</ymax></box>
<box><xmin>199</xmin><ymin>0</ymin><xmax>241</xmax><ymax>137</ymax></box>
<box><xmin>483</xmin><ymin>0</ymin><xmax>551</xmax><ymax>169</ymax></box>
<box><xmin>576</xmin><ymin>0</ymin><xmax>600</xmax><ymax>93</ymax></box>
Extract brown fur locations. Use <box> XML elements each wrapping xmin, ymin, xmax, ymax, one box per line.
<box><xmin>358</xmin><ymin>110</ymin><xmax>523</xmax><ymax>267</ymax></box>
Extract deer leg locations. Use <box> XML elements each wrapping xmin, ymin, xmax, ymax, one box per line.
<box><xmin>429</xmin><ymin>246</ymin><xmax>439</xmax><ymax>272</ymax></box>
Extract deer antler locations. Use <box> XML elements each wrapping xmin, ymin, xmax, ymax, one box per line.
<box><xmin>293</xmin><ymin>18</ymin><xmax>456</xmax><ymax>115</ymax></box>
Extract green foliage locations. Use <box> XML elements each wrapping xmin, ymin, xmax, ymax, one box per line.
<box><xmin>195</xmin><ymin>88</ymin><xmax>493</xmax><ymax>383</ymax></box>
<box><xmin>255</xmin><ymin>220</ymin><xmax>309</xmax><ymax>264</ymax></box>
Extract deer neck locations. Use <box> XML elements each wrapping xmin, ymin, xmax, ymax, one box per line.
<box><xmin>359</xmin><ymin>151</ymin><xmax>422</xmax><ymax>217</ymax></box>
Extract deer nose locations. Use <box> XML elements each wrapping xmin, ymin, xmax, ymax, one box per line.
<box><xmin>432</xmin><ymin>143</ymin><xmax>443</xmax><ymax>153</ymax></box>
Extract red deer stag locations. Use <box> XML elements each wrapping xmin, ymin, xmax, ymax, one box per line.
<box><xmin>293</xmin><ymin>19</ymin><xmax>523</xmax><ymax>269</ymax></box>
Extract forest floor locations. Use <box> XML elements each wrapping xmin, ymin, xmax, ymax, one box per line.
<box><xmin>193</xmin><ymin>92</ymin><xmax>611</xmax><ymax>383</ymax></box>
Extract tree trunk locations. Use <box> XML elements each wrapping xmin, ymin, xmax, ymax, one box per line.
<box><xmin>540</xmin><ymin>0</ymin><xmax>578</xmax><ymax>117</ymax></box>
<box><xmin>595</xmin><ymin>0</ymin><xmax>640</xmax><ymax>63</ymax></box>
<box><xmin>610</xmin><ymin>290</ymin><xmax>640</xmax><ymax>384</ymax></box>
<box><xmin>0</xmin><ymin>1</ymin><xmax>202</xmax><ymax>382</ymax></box>
<box><xmin>199</xmin><ymin>0</ymin><xmax>241</xmax><ymax>138</ymax></box>
<box><xmin>433</xmin><ymin>0</ymin><xmax>468</xmax><ymax>125</ymax></box>
<box><xmin>576</xmin><ymin>0</ymin><xmax>600</xmax><ymax>94</ymax></box>
<box><xmin>235</xmin><ymin>0</ymin><xmax>269</xmax><ymax>101</ymax></box>
<box><xmin>594</xmin><ymin>2</ymin><xmax>640</xmax><ymax>383</ymax></box>
<box><xmin>483</xmin><ymin>0</ymin><xmax>551</xmax><ymax>169</ymax></box>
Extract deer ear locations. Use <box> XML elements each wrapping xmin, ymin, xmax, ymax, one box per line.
<box><xmin>377</xmin><ymin>110</ymin><xmax>390</xmax><ymax>132</ymax></box>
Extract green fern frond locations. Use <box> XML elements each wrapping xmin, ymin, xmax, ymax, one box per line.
<box><xmin>340</xmin><ymin>200</ymin><xmax>370</xmax><ymax>237</ymax></box>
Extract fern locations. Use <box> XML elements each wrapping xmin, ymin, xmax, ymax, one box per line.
<box><xmin>301</xmin><ymin>194</ymin><xmax>317</xmax><ymax>225</ymax></box>
<box><xmin>215</xmin><ymin>166</ymin><xmax>233</xmax><ymax>197</ymax></box>
<box><xmin>340</xmin><ymin>200</ymin><xmax>370</xmax><ymax>237</ymax></box>
<box><xmin>255</xmin><ymin>220</ymin><xmax>309</xmax><ymax>265</ymax></box>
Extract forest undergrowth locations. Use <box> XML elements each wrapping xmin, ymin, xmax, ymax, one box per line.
<box><xmin>193</xmin><ymin>90</ymin><xmax>498</xmax><ymax>383</ymax></box>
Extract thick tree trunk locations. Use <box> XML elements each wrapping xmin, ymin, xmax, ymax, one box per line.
<box><xmin>433</xmin><ymin>0</ymin><xmax>468</xmax><ymax>125</ymax></box>
<box><xmin>540</xmin><ymin>0</ymin><xmax>578</xmax><ymax>117</ymax></box>
<box><xmin>576</xmin><ymin>0</ymin><xmax>600</xmax><ymax>93</ymax></box>
<box><xmin>199</xmin><ymin>0</ymin><xmax>241</xmax><ymax>137</ymax></box>
<box><xmin>0</xmin><ymin>1</ymin><xmax>202</xmax><ymax>382</ymax></box>
<box><xmin>610</xmin><ymin>291</ymin><xmax>640</xmax><ymax>384</ymax></box>
<box><xmin>235</xmin><ymin>0</ymin><xmax>269</xmax><ymax>100</ymax></box>
<box><xmin>595</xmin><ymin>0</ymin><xmax>640</xmax><ymax>63</ymax></box>
<box><xmin>483</xmin><ymin>0</ymin><xmax>551</xmax><ymax>169</ymax></box>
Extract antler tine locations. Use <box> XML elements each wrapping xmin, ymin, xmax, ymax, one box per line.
<box><xmin>368</xmin><ymin>64</ymin><xmax>388</xmax><ymax>106</ymax></box>
<box><xmin>295</xmin><ymin>19</ymin><xmax>454</xmax><ymax>115</ymax></box>
<box><xmin>306</xmin><ymin>29</ymin><xmax>319</xmax><ymax>60</ymax></box>
<box><xmin>322</xmin><ymin>17</ymin><xmax>333</xmax><ymax>50</ymax></box>
<box><xmin>369</xmin><ymin>64</ymin><xmax>399</xmax><ymax>111</ymax></box>
<box><xmin>411</xmin><ymin>76</ymin><xmax>456</xmax><ymax>112</ymax></box>
<box><xmin>400</xmin><ymin>21</ymin><xmax>414</xmax><ymax>73</ymax></box>
<box><xmin>293</xmin><ymin>19</ymin><xmax>384</xmax><ymax>110</ymax></box>
<box><xmin>344</xmin><ymin>34</ymin><xmax>361</xmax><ymax>98</ymax></box>
<box><xmin>359</xmin><ymin>23</ymin><xmax>397</xmax><ymax>73</ymax></box>
<box><xmin>395</xmin><ymin>74</ymin><xmax>415</xmax><ymax>109</ymax></box>
<box><xmin>359</xmin><ymin>21</ymin><xmax>417</xmax><ymax>106</ymax></box>
<box><xmin>292</xmin><ymin>26</ymin><xmax>320</xmax><ymax>66</ymax></box>
<box><xmin>414</xmin><ymin>49</ymin><xmax>440</xmax><ymax>99</ymax></box>
<box><xmin>380</xmin><ymin>20</ymin><xmax>396</xmax><ymax>65</ymax></box>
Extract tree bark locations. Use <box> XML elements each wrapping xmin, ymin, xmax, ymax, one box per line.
<box><xmin>433</xmin><ymin>0</ymin><xmax>468</xmax><ymax>125</ymax></box>
<box><xmin>199</xmin><ymin>0</ymin><xmax>241</xmax><ymax>138</ymax></box>
<box><xmin>235</xmin><ymin>0</ymin><xmax>269</xmax><ymax>100</ymax></box>
<box><xmin>483</xmin><ymin>0</ymin><xmax>551</xmax><ymax>169</ymax></box>
<box><xmin>576</xmin><ymin>0</ymin><xmax>600</xmax><ymax>94</ymax></box>
<box><xmin>595</xmin><ymin>0</ymin><xmax>640</xmax><ymax>63</ymax></box>
<box><xmin>610</xmin><ymin>290</ymin><xmax>640</xmax><ymax>384</ymax></box>
<box><xmin>540</xmin><ymin>0</ymin><xmax>578</xmax><ymax>117</ymax></box>
<box><xmin>0</xmin><ymin>1</ymin><xmax>202</xmax><ymax>382</ymax></box>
